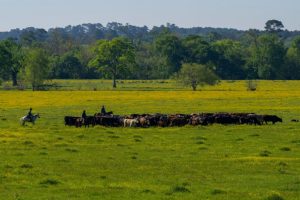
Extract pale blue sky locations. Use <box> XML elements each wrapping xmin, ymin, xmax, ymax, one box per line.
<box><xmin>0</xmin><ymin>0</ymin><xmax>299</xmax><ymax>31</ymax></box>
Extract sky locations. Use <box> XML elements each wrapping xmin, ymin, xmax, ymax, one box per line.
<box><xmin>0</xmin><ymin>0</ymin><xmax>299</xmax><ymax>31</ymax></box>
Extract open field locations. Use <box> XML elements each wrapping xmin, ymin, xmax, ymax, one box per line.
<box><xmin>0</xmin><ymin>80</ymin><xmax>300</xmax><ymax>200</ymax></box>
<box><xmin>3</xmin><ymin>79</ymin><xmax>300</xmax><ymax>91</ymax></box>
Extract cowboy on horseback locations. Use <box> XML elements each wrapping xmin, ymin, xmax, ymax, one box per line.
<box><xmin>26</xmin><ymin>108</ymin><xmax>33</xmax><ymax>122</ymax></box>
<box><xmin>20</xmin><ymin>109</ymin><xmax>40</xmax><ymax>126</ymax></box>
<box><xmin>82</xmin><ymin>110</ymin><xmax>87</xmax><ymax>123</ymax></box>
<box><xmin>101</xmin><ymin>105</ymin><xmax>106</xmax><ymax>115</ymax></box>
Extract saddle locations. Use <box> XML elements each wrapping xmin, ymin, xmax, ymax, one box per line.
<box><xmin>26</xmin><ymin>116</ymin><xmax>33</xmax><ymax>122</ymax></box>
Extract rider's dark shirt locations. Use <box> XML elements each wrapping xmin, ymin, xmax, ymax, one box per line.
<box><xmin>27</xmin><ymin>110</ymin><xmax>33</xmax><ymax>121</ymax></box>
<box><xmin>27</xmin><ymin>110</ymin><xmax>33</xmax><ymax>117</ymax></box>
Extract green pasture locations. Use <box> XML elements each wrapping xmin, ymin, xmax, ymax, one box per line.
<box><xmin>3</xmin><ymin>79</ymin><xmax>300</xmax><ymax>91</ymax></box>
<box><xmin>0</xmin><ymin>80</ymin><xmax>300</xmax><ymax>200</ymax></box>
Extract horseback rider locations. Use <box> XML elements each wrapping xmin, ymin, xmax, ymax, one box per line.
<box><xmin>81</xmin><ymin>110</ymin><xmax>87</xmax><ymax>125</ymax></box>
<box><xmin>27</xmin><ymin>108</ymin><xmax>33</xmax><ymax>122</ymax></box>
<box><xmin>101</xmin><ymin>105</ymin><xmax>106</xmax><ymax>115</ymax></box>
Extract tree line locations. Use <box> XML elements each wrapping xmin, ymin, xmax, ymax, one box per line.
<box><xmin>1</xmin><ymin>20</ymin><xmax>300</xmax><ymax>90</ymax></box>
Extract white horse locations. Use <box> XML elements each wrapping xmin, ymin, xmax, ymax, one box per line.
<box><xmin>20</xmin><ymin>114</ymin><xmax>40</xmax><ymax>126</ymax></box>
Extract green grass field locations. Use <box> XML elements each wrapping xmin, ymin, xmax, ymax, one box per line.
<box><xmin>0</xmin><ymin>80</ymin><xmax>300</xmax><ymax>200</ymax></box>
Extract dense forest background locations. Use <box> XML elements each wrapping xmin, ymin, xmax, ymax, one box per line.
<box><xmin>1</xmin><ymin>21</ymin><xmax>300</xmax><ymax>89</ymax></box>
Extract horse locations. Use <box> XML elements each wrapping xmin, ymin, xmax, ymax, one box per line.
<box><xmin>94</xmin><ymin>111</ymin><xmax>114</xmax><ymax>117</ymax></box>
<box><xmin>20</xmin><ymin>114</ymin><xmax>40</xmax><ymax>126</ymax></box>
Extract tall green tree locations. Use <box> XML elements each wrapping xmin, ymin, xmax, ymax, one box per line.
<box><xmin>285</xmin><ymin>36</ymin><xmax>300</xmax><ymax>79</ymax></box>
<box><xmin>20</xmin><ymin>28</ymin><xmax>47</xmax><ymax>47</ymax></box>
<box><xmin>135</xmin><ymin>42</ymin><xmax>168</xmax><ymax>79</ymax></box>
<box><xmin>24</xmin><ymin>48</ymin><xmax>50</xmax><ymax>91</ymax></box>
<box><xmin>212</xmin><ymin>39</ymin><xmax>246</xmax><ymax>79</ymax></box>
<box><xmin>0</xmin><ymin>42</ymin><xmax>11</xmax><ymax>81</ymax></box>
<box><xmin>246</xmin><ymin>34</ymin><xmax>286</xmax><ymax>79</ymax></box>
<box><xmin>74</xmin><ymin>46</ymin><xmax>100</xmax><ymax>79</ymax></box>
<box><xmin>51</xmin><ymin>52</ymin><xmax>85</xmax><ymax>79</ymax></box>
<box><xmin>265</xmin><ymin>20</ymin><xmax>284</xmax><ymax>33</ymax></box>
<box><xmin>176</xmin><ymin>63</ymin><xmax>219</xmax><ymax>91</ymax></box>
<box><xmin>155</xmin><ymin>33</ymin><xmax>184</xmax><ymax>75</ymax></box>
<box><xmin>47</xmin><ymin>29</ymin><xmax>75</xmax><ymax>56</ymax></box>
<box><xmin>182</xmin><ymin>35</ymin><xmax>216</xmax><ymax>64</ymax></box>
<box><xmin>244</xmin><ymin>29</ymin><xmax>260</xmax><ymax>48</ymax></box>
<box><xmin>89</xmin><ymin>37</ymin><xmax>135</xmax><ymax>88</ymax></box>
<box><xmin>0</xmin><ymin>39</ymin><xmax>24</xmax><ymax>86</ymax></box>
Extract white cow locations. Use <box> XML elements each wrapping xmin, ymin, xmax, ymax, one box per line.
<box><xmin>123</xmin><ymin>118</ymin><xmax>139</xmax><ymax>127</ymax></box>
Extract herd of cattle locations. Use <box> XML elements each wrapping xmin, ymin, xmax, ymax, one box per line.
<box><xmin>64</xmin><ymin>112</ymin><xmax>283</xmax><ymax>128</ymax></box>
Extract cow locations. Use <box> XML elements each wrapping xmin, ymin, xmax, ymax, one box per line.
<box><xmin>84</xmin><ymin>116</ymin><xmax>96</xmax><ymax>127</ymax></box>
<box><xmin>169</xmin><ymin>114</ymin><xmax>190</xmax><ymax>127</ymax></box>
<box><xmin>75</xmin><ymin>118</ymin><xmax>85</xmax><ymax>128</ymax></box>
<box><xmin>65</xmin><ymin>116</ymin><xmax>80</xmax><ymax>126</ymax></box>
<box><xmin>139</xmin><ymin>117</ymin><xmax>150</xmax><ymax>128</ymax></box>
<box><xmin>189</xmin><ymin>115</ymin><xmax>200</xmax><ymax>126</ymax></box>
<box><xmin>214</xmin><ymin>114</ymin><xmax>233</xmax><ymax>125</ymax></box>
<box><xmin>147</xmin><ymin>114</ymin><xmax>164</xmax><ymax>126</ymax></box>
<box><xmin>124</xmin><ymin>118</ymin><xmax>139</xmax><ymax>127</ymax></box>
<box><xmin>263</xmin><ymin>115</ymin><xmax>283</xmax><ymax>124</ymax></box>
<box><xmin>95</xmin><ymin>115</ymin><xmax>122</xmax><ymax>127</ymax></box>
<box><xmin>158</xmin><ymin>115</ymin><xmax>169</xmax><ymax>127</ymax></box>
<box><xmin>246</xmin><ymin>114</ymin><xmax>263</xmax><ymax>125</ymax></box>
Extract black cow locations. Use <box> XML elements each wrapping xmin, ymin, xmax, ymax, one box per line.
<box><xmin>168</xmin><ymin>114</ymin><xmax>190</xmax><ymax>127</ymax></box>
<box><xmin>158</xmin><ymin>115</ymin><xmax>169</xmax><ymax>127</ymax></box>
<box><xmin>65</xmin><ymin>116</ymin><xmax>80</xmax><ymax>126</ymax></box>
<box><xmin>84</xmin><ymin>116</ymin><xmax>96</xmax><ymax>127</ymax></box>
<box><xmin>263</xmin><ymin>115</ymin><xmax>283</xmax><ymax>124</ymax></box>
<box><xmin>95</xmin><ymin>115</ymin><xmax>122</xmax><ymax>127</ymax></box>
